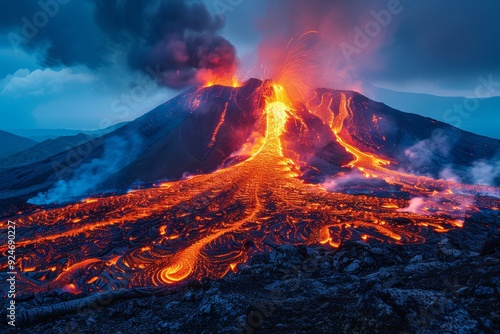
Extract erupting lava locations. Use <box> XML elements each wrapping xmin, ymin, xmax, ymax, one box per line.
<box><xmin>1</xmin><ymin>80</ymin><xmax>499</xmax><ymax>296</ymax></box>
<box><xmin>203</xmin><ymin>76</ymin><xmax>242</xmax><ymax>88</ymax></box>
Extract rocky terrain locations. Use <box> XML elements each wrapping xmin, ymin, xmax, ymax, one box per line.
<box><xmin>6</xmin><ymin>210</ymin><xmax>499</xmax><ymax>334</ymax></box>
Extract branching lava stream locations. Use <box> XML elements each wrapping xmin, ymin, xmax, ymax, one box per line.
<box><xmin>1</xmin><ymin>83</ymin><xmax>499</xmax><ymax>296</ymax></box>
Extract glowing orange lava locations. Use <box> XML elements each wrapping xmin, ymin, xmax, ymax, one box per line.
<box><xmin>1</xmin><ymin>82</ymin><xmax>499</xmax><ymax>296</ymax></box>
<box><xmin>203</xmin><ymin>76</ymin><xmax>241</xmax><ymax>88</ymax></box>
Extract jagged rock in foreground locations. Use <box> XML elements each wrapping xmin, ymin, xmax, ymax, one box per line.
<box><xmin>7</xmin><ymin>211</ymin><xmax>500</xmax><ymax>334</ymax></box>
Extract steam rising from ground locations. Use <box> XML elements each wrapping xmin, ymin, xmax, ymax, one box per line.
<box><xmin>402</xmin><ymin>130</ymin><xmax>454</xmax><ymax>175</ymax></box>
<box><xmin>398</xmin><ymin>192</ymin><xmax>473</xmax><ymax>224</ymax></box>
<box><xmin>95</xmin><ymin>0</ymin><xmax>237</xmax><ymax>88</ymax></box>
<box><xmin>438</xmin><ymin>155</ymin><xmax>500</xmax><ymax>187</ymax></box>
<box><xmin>400</xmin><ymin>130</ymin><xmax>500</xmax><ymax>187</ymax></box>
<box><xmin>439</xmin><ymin>160</ymin><xmax>500</xmax><ymax>187</ymax></box>
<box><xmin>29</xmin><ymin>135</ymin><xmax>142</xmax><ymax>204</ymax></box>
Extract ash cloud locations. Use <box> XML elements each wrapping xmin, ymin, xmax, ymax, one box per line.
<box><xmin>1</xmin><ymin>0</ymin><xmax>237</xmax><ymax>89</ymax></box>
<box><xmin>28</xmin><ymin>135</ymin><xmax>142</xmax><ymax>204</ymax></box>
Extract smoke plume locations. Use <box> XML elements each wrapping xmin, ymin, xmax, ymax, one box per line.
<box><xmin>29</xmin><ymin>135</ymin><xmax>142</xmax><ymax>204</ymax></box>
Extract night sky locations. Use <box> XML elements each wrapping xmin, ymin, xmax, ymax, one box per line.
<box><xmin>1</xmin><ymin>0</ymin><xmax>499</xmax><ymax>134</ymax></box>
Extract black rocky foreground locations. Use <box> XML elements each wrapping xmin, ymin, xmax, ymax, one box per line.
<box><xmin>5</xmin><ymin>210</ymin><xmax>499</xmax><ymax>334</ymax></box>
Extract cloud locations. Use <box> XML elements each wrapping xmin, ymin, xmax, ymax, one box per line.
<box><xmin>1</xmin><ymin>68</ymin><xmax>95</xmax><ymax>96</ymax></box>
<box><xmin>0</xmin><ymin>0</ymin><xmax>237</xmax><ymax>89</ymax></box>
<box><xmin>370</xmin><ymin>1</ymin><xmax>500</xmax><ymax>87</ymax></box>
<box><xmin>0</xmin><ymin>1</ymin><xmax>107</xmax><ymax>67</ymax></box>
<box><xmin>402</xmin><ymin>130</ymin><xmax>454</xmax><ymax>174</ymax></box>
<box><xmin>439</xmin><ymin>167</ymin><xmax>461</xmax><ymax>183</ymax></box>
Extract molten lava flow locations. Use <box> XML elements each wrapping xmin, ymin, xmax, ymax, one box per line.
<box><xmin>1</xmin><ymin>83</ymin><xmax>499</xmax><ymax>296</ymax></box>
<box><xmin>331</xmin><ymin>94</ymin><xmax>391</xmax><ymax>169</ymax></box>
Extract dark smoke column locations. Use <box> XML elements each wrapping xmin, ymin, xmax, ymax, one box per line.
<box><xmin>94</xmin><ymin>0</ymin><xmax>238</xmax><ymax>88</ymax></box>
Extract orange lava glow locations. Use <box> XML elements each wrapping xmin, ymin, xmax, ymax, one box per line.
<box><xmin>1</xmin><ymin>82</ymin><xmax>499</xmax><ymax>296</ymax></box>
<box><xmin>203</xmin><ymin>76</ymin><xmax>241</xmax><ymax>88</ymax></box>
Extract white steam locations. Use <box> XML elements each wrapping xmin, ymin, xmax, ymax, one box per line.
<box><xmin>321</xmin><ymin>170</ymin><xmax>368</xmax><ymax>191</ymax></box>
<box><xmin>29</xmin><ymin>135</ymin><xmax>142</xmax><ymax>205</ymax></box>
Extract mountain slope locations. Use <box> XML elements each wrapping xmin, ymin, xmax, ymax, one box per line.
<box><xmin>362</xmin><ymin>85</ymin><xmax>500</xmax><ymax>139</ymax></box>
<box><xmin>0</xmin><ymin>130</ymin><xmax>37</xmax><ymax>156</ymax></box>
<box><xmin>0</xmin><ymin>79</ymin><xmax>265</xmax><ymax>200</ymax></box>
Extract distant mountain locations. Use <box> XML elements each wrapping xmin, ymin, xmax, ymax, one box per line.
<box><xmin>0</xmin><ymin>133</ymin><xmax>96</xmax><ymax>168</ymax></box>
<box><xmin>313</xmin><ymin>89</ymin><xmax>500</xmax><ymax>181</ymax></box>
<box><xmin>0</xmin><ymin>130</ymin><xmax>37</xmax><ymax>156</ymax></box>
<box><xmin>0</xmin><ymin>79</ymin><xmax>498</xmax><ymax>201</ymax></box>
<box><xmin>362</xmin><ymin>85</ymin><xmax>500</xmax><ymax>139</ymax></box>
<box><xmin>6</xmin><ymin>122</ymin><xmax>129</xmax><ymax>142</ymax></box>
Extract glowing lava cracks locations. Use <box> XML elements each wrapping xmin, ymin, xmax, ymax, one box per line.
<box><xmin>1</xmin><ymin>83</ymin><xmax>499</xmax><ymax>295</ymax></box>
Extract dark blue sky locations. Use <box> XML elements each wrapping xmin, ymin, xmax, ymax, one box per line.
<box><xmin>1</xmin><ymin>0</ymin><xmax>499</xmax><ymax>132</ymax></box>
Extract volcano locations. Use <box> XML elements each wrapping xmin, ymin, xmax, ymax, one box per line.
<box><xmin>0</xmin><ymin>79</ymin><xmax>498</xmax><ymax>203</ymax></box>
<box><xmin>1</xmin><ymin>79</ymin><xmax>500</xmax><ymax>330</ymax></box>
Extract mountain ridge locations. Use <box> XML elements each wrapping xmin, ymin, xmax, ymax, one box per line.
<box><xmin>0</xmin><ymin>79</ymin><xmax>498</xmax><ymax>204</ymax></box>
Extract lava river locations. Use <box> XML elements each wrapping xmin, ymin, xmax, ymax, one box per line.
<box><xmin>1</xmin><ymin>83</ymin><xmax>499</xmax><ymax>295</ymax></box>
